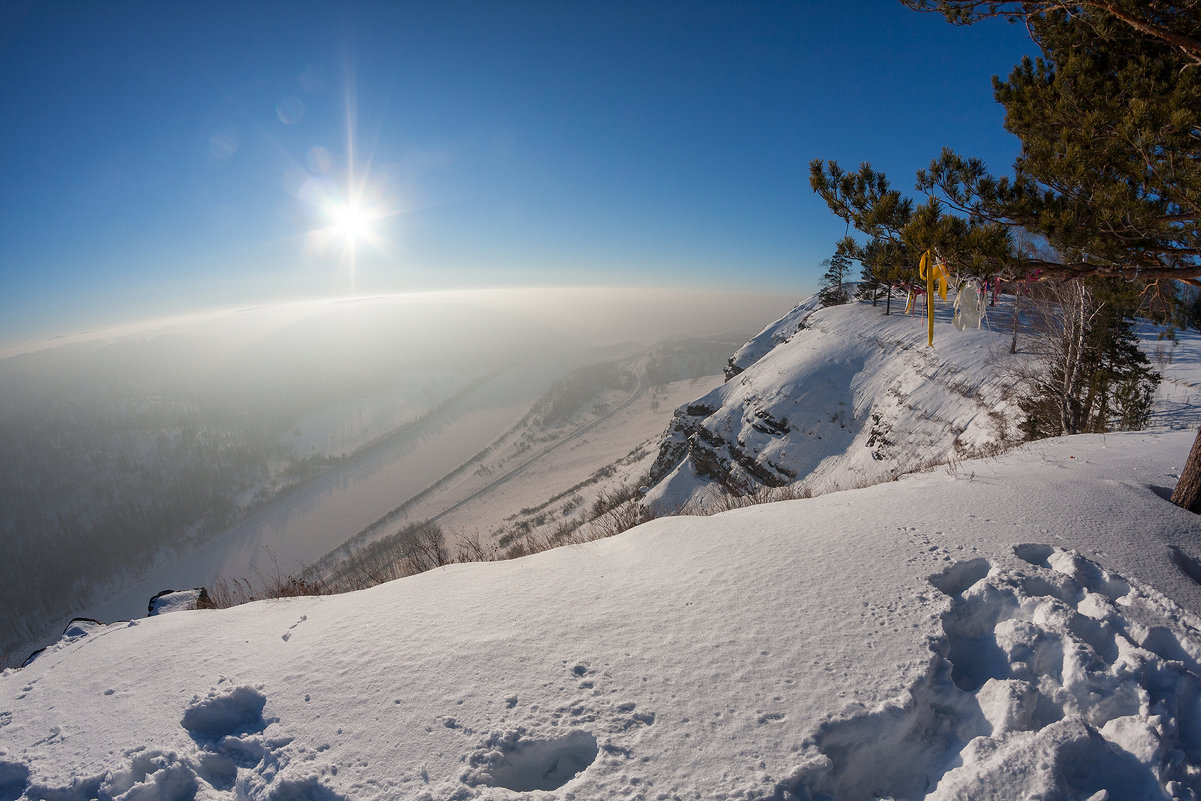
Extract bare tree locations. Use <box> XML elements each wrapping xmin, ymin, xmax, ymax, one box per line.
<box><xmin>1006</xmin><ymin>280</ymin><xmax>1158</xmax><ymax>439</ymax></box>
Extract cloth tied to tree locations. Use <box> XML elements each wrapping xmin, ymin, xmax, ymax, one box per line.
<box><xmin>919</xmin><ymin>250</ymin><xmax>949</xmax><ymax>346</ymax></box>
<box><xmin>953</xmin><ymin>280</ymin><xmax>985</xmax><ymax>331</ymax></box>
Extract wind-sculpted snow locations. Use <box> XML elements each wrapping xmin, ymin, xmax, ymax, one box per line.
<box><xmin>781</xmin><ymin>546</ymin><xmax>1201</xmax><ymax>800</ymax></box>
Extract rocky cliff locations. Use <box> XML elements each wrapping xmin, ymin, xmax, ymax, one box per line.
<box><xmin>646</xmin><ymin>294</ymin><xmax>1022</xmax><ymax>510</ymax></box>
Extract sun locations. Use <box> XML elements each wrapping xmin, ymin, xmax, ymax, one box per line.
<box><xmin>328</xmin><ymin>201</ymin><xmax>371</xmax><ymax>242</ymax></box>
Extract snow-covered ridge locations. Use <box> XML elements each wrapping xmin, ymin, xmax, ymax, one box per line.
<box><xmin>647</xmin><ymin>294</ymin><xmax>1021</xmax><ymax>510</ymax></box>
<box><xmin>723</xmin><ymin>291</ymin><xmax>828</xmax><ymax>380</ymax></box>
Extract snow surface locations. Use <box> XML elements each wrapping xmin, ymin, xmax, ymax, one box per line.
<box><xmin>4</xmin><ymin>431</ymin><xmax>1201</xmax><ymax>800</ymax></box>
<box><xmin>6</xmin><ymin>293</ymin><xmax>1201</xmax><ymax>800</ymax></box>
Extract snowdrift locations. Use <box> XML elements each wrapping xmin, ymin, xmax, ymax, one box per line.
<box><xmin>3</xmin><ymin>431</ymin><xmax>1201</xmax><ymax>800</ymax></box>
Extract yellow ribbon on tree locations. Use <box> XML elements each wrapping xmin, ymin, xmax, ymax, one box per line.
<box><xmin>918</xmin><ymin>250</ymin><xmax>949</xmax><ymax>347</ymax></box>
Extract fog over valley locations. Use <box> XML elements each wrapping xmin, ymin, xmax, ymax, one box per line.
<box><xmin>0</xmin><ymin>287</ymin><xmax>790</xmax><ymax>660</ymax></box>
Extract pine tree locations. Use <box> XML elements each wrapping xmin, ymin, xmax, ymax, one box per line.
<box><xmin>818</xmin><ymin>241</ymin><xmax>853</xmax><ymax>307</ymax></box>
<box><xmin>899</xmin><ymin>2</ymin><xmax>1201</xmax><ymax>67</ymax></box>
<box><xmin>809</xmin><ymin>161</ymin><xmax>1013</xmax><ymax>309</ymax></box>
<box><xmin>809</xmin><ymin>163</ymin><xmax>922</xmax><ymax>315</ymax></box>
<box><xmin>859</xmin><ymin>237</ymin><xmax>914</xmax><ymax>315</ymax></box>
<box><xmin>898</xmin><ymin>2</ymin><xmax>1201</xmax><ymax>509</ymax></box>
<box><xmin>854</xmin><ymin>262</ymin><xmax>885</xmax><ymax>306</ymax></box>
<box><xmin>913</xmin><ymin>8</ymin><xmax>1199</xmax><ymax>285</ymax></box>
<box><xmin>1080</xmin><ymin>282</ymin><xmax>1160</xmax><ymax>432</ymax></box>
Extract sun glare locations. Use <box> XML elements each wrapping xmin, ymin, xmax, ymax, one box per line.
<box><xmin>329</xmin><ymin>202</ymin><xmax>371</xmax><ymax>242</ymax></box>
<box><xmin>293</xmin><ymin>70</ymin><xmax>404</xmax><ymax>296</ymax></box>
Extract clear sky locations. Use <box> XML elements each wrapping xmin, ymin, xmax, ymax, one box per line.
<box><xmin>0</xmin><ymin>0</ymin><xmax>1037</xmax><ymax>346</ymax></box>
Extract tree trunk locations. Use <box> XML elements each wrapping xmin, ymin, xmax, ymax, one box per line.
<box><xmin>1172</xmin><ymin>427</ymin><xmax>1201</xmax><ymax>513</ymax></box>
<box><xmin>1058</xmin><ymin>315</ymin><xmax>1077</xmax><ymax>436</ymax></box>
<box><xmin>1010</xmin><ymin>289</ymin><xmax>1021</xmax><ymax>354</ymax></box>
<box><xmin>885</xmin><ymin>286</ymin><xmax>892</xmax><ymax>315</ymax></box>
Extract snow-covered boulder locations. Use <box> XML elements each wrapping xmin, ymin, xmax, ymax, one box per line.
<box><xmin>147</xmin><ymin>588</ymin><xmax>210</xmax><ymax>617</ymax></box>
<box><xmin>19</xmin><ymin>618</ymin><xmax>108</xmax><ymax>667</ymax></box>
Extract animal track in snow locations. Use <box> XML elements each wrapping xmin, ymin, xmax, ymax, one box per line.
<box><xmin>281</xmin><ymin>615</ymin><xmax>307</xmax><ymax>642</ymax></box>
<box><xmin>779</xmin><ymin>545</ymin><xmax>1201</xmax><ymax>801</ymax></box>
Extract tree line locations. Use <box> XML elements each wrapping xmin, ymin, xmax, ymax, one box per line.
<box><xmin>809</xmin><ymin>1</ymin><xmax>1200</xmax><ymax>509</ymax></box>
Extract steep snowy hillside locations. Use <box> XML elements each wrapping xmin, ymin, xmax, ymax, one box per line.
<box><xmin>647</xmin><ymin>295</ymin><xmax>1023</xmax><ymax>511</ymax></box>
<box><xmin>722</xmin><ymin>289</ymin><xmax>828</xmax><ymax>380</ymax></box>
<box><xmin>3</xmin><ymin>432</ymin><xmax>1201</xmax><ymax>800</ymax></box>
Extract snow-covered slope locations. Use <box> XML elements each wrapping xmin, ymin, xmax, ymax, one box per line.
<box><xmin>647</xmin><ymin>295</ymin><xmax>1021</xmax><ymax>511</ymax></box>
<box><xmin>722</xmin><ymin>290</ymin><xmax>828</xmax><ymax>380</ymax></box>
<box><xmin>3</xmin><ymin>432</ymin><xmax>1201</xmax><ymax>800</ymax></box>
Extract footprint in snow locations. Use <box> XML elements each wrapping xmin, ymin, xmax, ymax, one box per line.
<box><xmin>466</xmin><ymin>729</ymin><xmax>600</xmax><ymax>792</ymax></box>
<box><xmin>181</xmin><ymin>685</ymin><xmax>271</xmax><ymax>743</ymax></box>
<box><xmin>778</xmin><ymin>546</ymin><xmax>1201</xmax><ymax>801</ymax></box>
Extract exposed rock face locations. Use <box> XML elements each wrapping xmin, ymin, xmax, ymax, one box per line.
<box><xmin>655</xmin><ymin>295</ymin><xmax>826</xmax><ymax>491</ymax></box>
<box><xmin>648</xmin><ymin>403</ymin><xmax>715</xmax><ymax>485</ymax></box>
<box><xmin>648</xmin><ymin>398</ymin><xmax>796</xmax><ymax>492</ymax></box>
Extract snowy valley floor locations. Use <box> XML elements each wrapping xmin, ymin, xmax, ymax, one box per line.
<box><xmin>4</xmin><ymin>429</ymin><xmax>1201</xmax><ymax>800</ymax></box>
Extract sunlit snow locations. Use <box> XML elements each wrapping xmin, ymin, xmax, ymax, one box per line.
<box><xmin>4</xmin><ymin>292</ymin><xmax>1201</xmax><ymax>800</ymax></box>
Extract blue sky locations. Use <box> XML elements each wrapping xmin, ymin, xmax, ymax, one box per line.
<box><xmin>0</xmin><ymin>0</ymin><xmax>1036</xmax><ymax>345</ymax></box>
